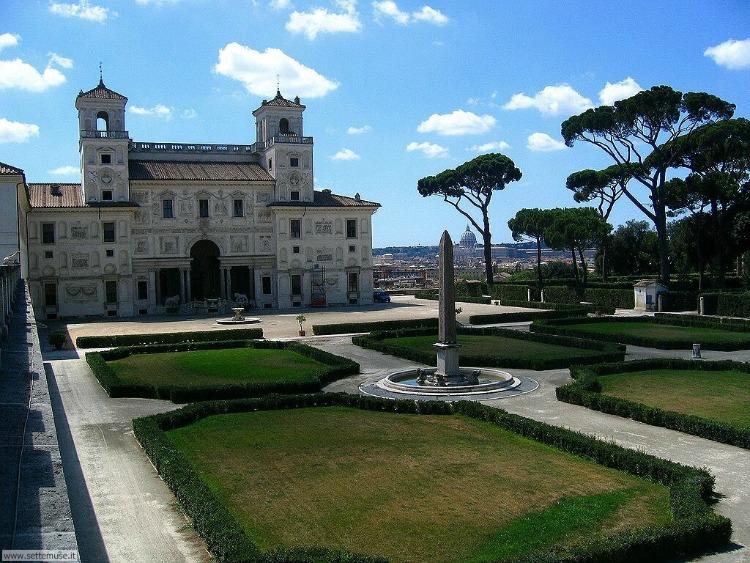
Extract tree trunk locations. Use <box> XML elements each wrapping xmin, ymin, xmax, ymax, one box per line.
<box><xmin>578</xmin><ymin>247</ymin><xmax>588</xmax><ymax>287</ymax></box>
<box><xmin>482</xmin><ymin>215</ymin><xmax>493</xmax><ymax>287</ymax></box>
<box><xmin>570</xmin><ymin>247</ymin><xmax>580</xmax><ymax>286</ymax></box>
<box><xmin>654</xmin><ymin>203</ymin><xmax>671</xmax><ymax>287</ymax></box>
<box><xmin>536</xmin><ymin>236</ymin><xmax>543</xmax><ymax>289</ymax></box>
<box><xmin>600</xmin><ymin>235</ymin><xmax>608</xmax><ymax>281</ymax></box>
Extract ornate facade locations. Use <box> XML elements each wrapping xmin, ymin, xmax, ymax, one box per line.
<box><xmin>15</xmin><ymin>79</ymin><xmax>380</xmax><ymax>319</ymax></box>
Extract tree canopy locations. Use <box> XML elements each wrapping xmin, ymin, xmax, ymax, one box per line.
<box><xmin>508</xmin><ymin>208</ymin><xmax>553</xmax><ymax>288</ymax></box>
<box><xmin>418</xmin><ymin>153</ymin><xmax>522</xmax><ymax>285</ymax></box>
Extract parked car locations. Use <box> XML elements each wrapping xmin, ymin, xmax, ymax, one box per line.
<box><xmin>373</xmin><ymin>290</ymin><xmax>391</xmax><ymax>303</ymax></box>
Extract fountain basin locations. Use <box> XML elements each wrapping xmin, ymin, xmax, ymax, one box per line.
<box><xmin>216</xmin><ymin>317</ymin><xmax>261</xmax><ymax>325</ymax></box>
<box><xmin>376</xmin><ymin>367</ymin><xmax>521</xmax><ymax>396</ymax></box>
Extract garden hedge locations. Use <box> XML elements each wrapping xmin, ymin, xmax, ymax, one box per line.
<box><xmin>558</xmin><ymin>358</ymin><xmax>750</xmax><ymax>449</ymax></box>
<box><xmin>77</xmin><ymin>327</ymin><xmax>263</xmax><ymax>348</ymax></box>
<box><xmin>352</xmin><ymin>326</ymin><xmax>624</xmax><ymax>370</ymax></box>
<box><xmin>133</xmin><ymin>392</ymin><xmax>731</xmax><ymax>562</ymax></box>
<box><xmin>86</xmin><ymin>339</ymin><xmax>359</xmax><ymax>402</ymax></box>
<box><xmin>495</xmin><ymin>299</ymin><xmax>615</xmax><ymax>315</ymax></box>
<box><xmin>413</xmin><ymin>290</ymin><xmax>491</xmax><ymax>304</ymax></box>
<box><xmin>531</xmin><ymin>315</ymin><xmax>750</xmax><ymax>350</ymax></box>
<box><xmin>654</xmin><ymin>313</ymin><xmax>750</xmax><ymax>332</ymax></box>
<box><xmin>468</xmin><ymin>310</ymin><xmax>590</xmax><ymax>325</ymax></box>
<box><xmin>312</xmin><ymin>317</ymin><xmax>438</xmax><ymax>335</ymax></box>
<box><xmin>659</xmin><ymin>291</ymin><xmax>698</xmax><ymax>312</ymax></box>
<box><xmin>537</xmin><ymin>286</ymin><xmax>635</xmax><ymax>309</ymax></box>
<box><xmin>703</xmin><ymin>292</ymin><xmax>750</xmax><ymax>318</ymax></box>
<box><xmin>490</xmin><ymin>284</ymin><xmax>535</xmax><ymax>302</ymax></box>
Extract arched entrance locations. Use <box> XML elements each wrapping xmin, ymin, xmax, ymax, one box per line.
<box><xmin>190</xmin><ymin>240</ymin><xmax>220</xmax><ymax>300</ymax></box>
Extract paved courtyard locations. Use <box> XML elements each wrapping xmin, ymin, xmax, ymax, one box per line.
<box><xmin>36</xmin><ymin>308</ymin><xmax>750</xmax><ymax>562</ymax></box>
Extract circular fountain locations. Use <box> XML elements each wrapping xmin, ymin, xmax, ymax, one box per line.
<box><xmin>216</xmin><ymin>307</ymin><xmax>261</xmax><ymax>325</ymax></box>
<box><xmin>360</xmin><ymin>230</ymin><xmax>538</xmax><ymax>401</ymax></box>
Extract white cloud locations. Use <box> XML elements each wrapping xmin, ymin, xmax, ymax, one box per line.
<box><xmin>0</xmin><ymin>33</ymin><xmax>20</xmax><ymax>52</ymax></box>
<box><xmin>181</xmin><ymin>108</ymin><xmax>197</xmax><ymax>119</ymax></box>
<box><xmin>406</xmin><ymin>141</ymin><xmax>448</xmax><ymax>158</ymax></box>
<box><xmin>129</xmin><ymin>104</ymin><xmax>173</xmax><ymax>119</ymax></box>
<box><xmin>372</xmin><ymin>1</ymin><xmax>409</xmax><ymax>24</ymax></box>
<box><xmin>527</xmin><ymin>132</ymin><xmax>567</xmax><ymax>152</ymax></box>
<box><xmin>0</xmin><ymin>118</ymin><xmax>40</xmax><ymax>143</ymax></box>
<box><xmin>417</xmin><ymin>110</ymin><xmax>495</xmax><ymax>136</ymax></box>
<box><xmin>331</xmin><ymin>147</ymin><xmax>360</xmax><ymax>160</ymax></box>
<box><xmin>704</xmin><ymin>38</ymin><xmax>750</xmax><ymax>70</ymax></box>
<box><xmin>49</xmin><ymin>1</ymin><xmax>112</xmax><ymax>23</ymax></box>
<box><xmin>503</xmin><ymin>84</ymin><xmax>593</xmax><ymax>116</ymax></box>
<box><xmin>135</xmin><ymin>0</ymin><xmax>182</xmax><ymax>5</ymax></box>
<box><xmin>214</xmin><ymin>43</ymin><xmax>339</xmax><ymax>98</ymax></box>
<box><xmin>411</xmin><ymin>5</ymin><xmax>447</xmax><ymax>25</ymax></box>
<box><xmin>47</xmin><ymin>52</ymin><xmax>74</xmax><ymax>69</ymax></box>
<box><xmin>48</xmin><ymin>165</ymin><xmax>79</xmax><ymax>176</ymax></box>
<box><xmin>269</xmin><ymin>0</ymin><xmax>291</xmax><ymax>8</ymax></box>
<box><xmin>469</xmin><ymin>140</ymin><xmax>510</xmax><ymax>153</ymax></box>
<box><xmin>598</xmin><ymin>77</ymin><xmax>643</xmax><ymax>105</ymax></box>
<box><xmin>372</xmin><ymin>1</ymin><xmax>447</xmax><ymax>26</ymax></box>
<box><xmin>0</xmin><ymin>59</ymin><xmax>67</xmax><ymax>92</ymax></box>
<box><xmin>286</xmin><ymin>0</ymin><xmax>361</xmax><ymax>40</ymax></box>
<box><xmin>347</xmin><ymin>125</ymin><xmax>371</xmax><ymax>134</ymax></box>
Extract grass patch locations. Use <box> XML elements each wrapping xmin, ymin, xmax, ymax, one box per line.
<box><xmin>109</xmin><ymin>347</ymin><xmax>326</xmax><ymax>388</ymax></box>
<box><xmin>166</xmin><ymin>406</ymin><xmax>672</xmax><ymax>562</ymax></box>
<box><xmin>599</xmin><ymin>369</ymin><xmax>750</xmax><ymax>430</ymax></box>
<box><xmin>558</xmin><ymin>359</ymin><xmax>750</xmax><ymax>448</ymax></box>
<box><xmin>87</xmin><ymin>340</ymin><xmax>359</xmax><ymax>402</ymax></box>
<box><xmin>532</xmin><ymin>316</ymin><xmax>750</xmax><ymax>350</ymax></box>
<box><xmin>353</xmin><ymin>326</ymin><xmax>624</xmax><ymax>370</ymax></box>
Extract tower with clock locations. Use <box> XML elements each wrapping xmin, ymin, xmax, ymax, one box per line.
<box><xmin>75</xmin><ymin>71</ymin><xmax>130</xmax><ymax>203</ymax></box>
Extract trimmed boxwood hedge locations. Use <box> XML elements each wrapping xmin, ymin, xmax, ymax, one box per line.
<box><xmin>531</xmin><ymin>315</ymin><xmax>750</xmax><ymax>350</ymax></box>
<box><xmin>86</xmin><ymin>339</ymin><xmax>359</xmax><ymax>402</ymax></box>
<box><xmin>77</xmin><ymin>327</ymin><xmax>263</xmax><ymax>348</ymax></box>
<box><xmin>495</xmin><ymin>299</ymin><xmax>615</xmax><ymax>314</ymax></box>
<box><xmin>133</xmin><ymin>392</ymin><xmax>731</xmax><ymax>562</ymax></box>
<box><xmin>352</xmin><ymin>326</ymin><xmax>624</xmax><ymax>370</ymax></box>
<box><xmin>468</xmin><ymin>310</ymin><xmax>590</xmax><ymax>325</ymax></box>
<box><xmin>558</xmin><ymin>358</ymin><xmax>750</xmax><ymax>449</ymax></box>
<box><xmin>312</xmin><ymin>317</ymin><xmax>438</xmax><ymax>336</ymax></box>
<box><xmin>654</xmin><ymin>312</ymin><xmax>750</xmax><ymax>332</ymax></box>
<box><xmin>706</xmin><ymin>292</ymin><xmax>750</xmax><ymax>318</ymax></box>
<box><xmin>490</xmin><ymin>284</ymin><xmax>536</xmax><ymax>302</ymax></box>
<box><xmin>413</xmin><ymin>290</ymin><xmax>491</xmax><ymax>304</ymax></box>
<box><xmin>658</xmin><ymin>291</ymin><xmax>698</xmax><ymax>312</ymax></box>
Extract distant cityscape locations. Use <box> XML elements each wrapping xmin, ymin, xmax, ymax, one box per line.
<box><xmin>374</xmin><ymin>225</ymin><xmax>596</xmax><ymax>288</ymax></box>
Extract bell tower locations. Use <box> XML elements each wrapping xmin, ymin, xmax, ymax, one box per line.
<box><xmin>253</xmin><ymin>89</ymin><xmax>313</xmax><ymax>203</ymax></box>
<box><xmin>75</xmin><ymin>72</ymin><xmax>130</xmax><ymax>203</ymax></box>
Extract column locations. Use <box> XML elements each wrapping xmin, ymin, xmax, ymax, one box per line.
<box><xmin>226</xmin><ymin>267</ymin><xmax>233</xmax><ymax>301</ymax></box>
<box><xmin>185</xmin><ymin>269</ymin><xmax>191</xmax><ymax>303</ymax></box>
<box><xmin>179</xmin><ymin>268</ymin><xmax>186</xmax><ymax>305</ymax></box>
<box><xmin>148</xmin><ymin>270</ymin><xmax>157</xmax><ymax>312</ymax></box>
<box><xmin>248</xmin><ymin>266</ymin><xmax>255</xmax><ymax>306</ymax></box>
<box><xmin>155</xmin><ymin>268</ymin><xmax>161</xmax><ymax>306</ymax></box>
<box><xmin>219</xmin><ymin>267</ymin><xmax>227</xmax><ymax>299</ymax></box>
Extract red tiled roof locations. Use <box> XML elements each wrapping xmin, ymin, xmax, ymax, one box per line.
<box><xmin>253</xmin><ymin>90</ymin><xmax>305</xmax><ymax>115</ymax></box>
<box><xmin>129</xmin><ymin>160</ymin><xmax>274</xmax><ymax>182</ymax></box>
<box><xmin>0</xmin><ymin>162</ymin><xmax>24</xmax><ymax>175</ymax></box>
<box><xmin>77</xmin><ymin>79</ymin><xmax>127</xmax><ymax>101</ymax></box>
<box><xmin>27</xmin><ymin>183</ymin><xmax>84</xmax><ymax>207</ymax></box>
<box><xmin>269</xmin><ymin>190</ymin><xmax>380</xmax><ymax>208</ymax></box>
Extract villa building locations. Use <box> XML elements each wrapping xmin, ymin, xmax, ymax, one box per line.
<box><xmin>4</xmin><ymin>78</ymin><xmax>380</xmax><ymax>319</ymax></box>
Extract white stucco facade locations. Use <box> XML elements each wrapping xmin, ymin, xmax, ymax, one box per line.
<box><xmin>14</xmin><ymin>79</ymin><xmax>379</xmax><ymax>319</ymax></box>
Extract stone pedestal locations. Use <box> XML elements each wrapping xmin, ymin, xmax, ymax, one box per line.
<box><xmin>434</xmin><ymin>342</ymin><xmax>460</xmax><ymax>378</ymax></box>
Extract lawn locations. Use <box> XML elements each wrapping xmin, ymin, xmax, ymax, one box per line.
<box><xmin>545</xmin><ymin>320</ymin><xmax>750</xmax><ymax>349</ymax></box>
<box><xmin>382</xmin><ymin>333</ymin><xmax>607</xmax><ymax>363</ymax></box>
<box><xmin>108</xmin><ymin>347</ymin><xmax>328</xmax><ymax>388</ymax></box>
<box><xmin>166</xmin><ymin>406</ymin><xmax>672</xmax><ymax>562</ymax></box>
<box><xmin>599</xmin><ymin>368</ymin><xmax>750</xmax><ymax>429</ymax></box>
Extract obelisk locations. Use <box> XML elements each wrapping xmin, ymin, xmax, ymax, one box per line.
<box><xmin>434</xmin><ymin>230</ymin><xmax>460</xmax><ymax>380</ymax></box>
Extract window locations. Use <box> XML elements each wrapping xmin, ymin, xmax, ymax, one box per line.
<box><xmin>349</xmin><ymin>245</ymin><xmax>356</xmax><ymax>253</ymax></box>
<box><xmin>105</xmin><ymin>280</ymin><xmax>117</xmax><ymax>304</ymax></box>
<box><xmin>279</xmin><ymin>118</ymin><xmax>289</xmax><ymax>134</ymax></box>
<box><xmin>102</xmin><ymin>190</ymin><xmax>113</xmax><ymax>201</ymax></box>
<box><xmin>290</xmin><ymin>190</ymin><xmax>300</xmax><ymax>201</ymax></box>
<box><xmin>348</xmin><ymin>272</ymin><xmax>359</xmax><ymax>293</ymax></box>
<box><xmin>42</xmin><ymin>223</ymin><xmax>55</xmax><ymax>245</ymax></box>
<box><xmin>96</xmin><ymin>111</ymin><xmax>109</xmax><ymax>131</ymax></box>
<box><xmin>233</xmin><ymin>199</ymin><xmax>244</xmax><ymax>217</ymax></box>
<box><xmin>137</xmin><ymin>280</ymin><xmax>148</xmax><ymax>301</ymax></box>
<box><xmin>290</xmin><ymin>156</ymin><xmax>299</xmax><ymax>167</ymax></box>
<box><xmin>262</xmin><ymin>276</ymin><xmax>272</xmax><ymax>295</ymax></box>
<box><xmin>293</xmin><ymin>246</ymin><xmax>300</xmax><ymax>254</ymax></box>
<box><xmin>346</xmin><ymin>219</ymin><xmax>357</xmax><ymax>239</ymax></box>
<box><xmin>290</xmin><ymin>219</ymin><xmax>301</xmax><ymax>239</ymax></box>
<box><xmin>103</xmin><ymin>222</ymin><xmax>115</xmax><ymax>243</ymax></box>
<box><xmin>44</xmin><ymin>251</ymin><xmax>53</xmax><ymax>259</ymax></box>
<box><xmin>44</xmin><ymin>283</ymin><xmax>57</xmax><ymax>307</ymax></box>
<box><xmin>106</xmin><ymin>249</ymin><xmax>114</xmax><ymax>257</ymax></box>
<box><xmin>100</xmin><ymin>154</ymin><xmax>112</xmax><ymax>164</ymax></box>
<box><xmin>291</xmin><ymin>274</ymin><xmax>302</xmax><ymax>296</ymax></box>
<box><xmin>199</xmin><ymin>199</ymin><xmax>209</xmax><ymax>218</ymax></box>
<box><xmin>162</xmin><ymin>199</ymin><xmax>173</xmax><ymax>218</ymax></box>
<box><xmin>268</xmin><ymin>158</ymin><xmax>272</xmax><ymax>171</ymax></box>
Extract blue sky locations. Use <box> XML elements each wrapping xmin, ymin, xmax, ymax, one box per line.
<box><xmin>1</xmin><ymin>0</ymin><xmax>749</xmax><ymax>246</ymax></box>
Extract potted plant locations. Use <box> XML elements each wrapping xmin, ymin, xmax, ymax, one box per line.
<box><xmin>296</xmin><ymin>314</ymin><xmax>307</xmax><ymax>336</ymax></box>
<box><xmin>49</xmin><ymin>331</ymin><xmax>66</xmax><ymax>350</ymax></box>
